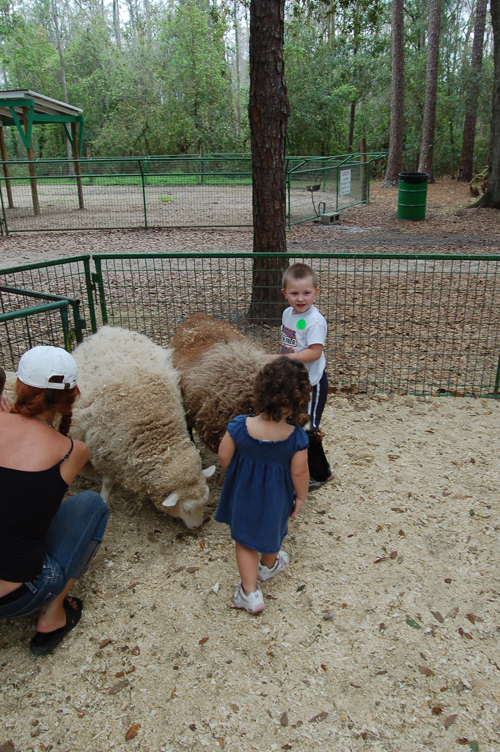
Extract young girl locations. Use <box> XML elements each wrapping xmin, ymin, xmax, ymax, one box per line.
<box><xmin>216</xmin><ymin>357</ymin><xmax>310</xmax><ymax>614</ymax></box>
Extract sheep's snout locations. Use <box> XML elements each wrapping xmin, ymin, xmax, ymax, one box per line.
<box><xmin>179</xmin><ymin>485</ymin><xmax>210</xmax><ymax>529</ymax></box>
<box><xmin>179</xmin><ymin>506</ymin><xmax>204</xmax><ymax>529</ymax></box>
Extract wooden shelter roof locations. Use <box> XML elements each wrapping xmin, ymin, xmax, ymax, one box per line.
<box><xmin>0</xmin><ymin>90</ymin><xmax>83</xmax><ymax>121</ymax></box>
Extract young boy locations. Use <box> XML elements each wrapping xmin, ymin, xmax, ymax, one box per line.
<box><xmin>279</xmin><ymin>263</ymin><xmax>331</xmax><ymax>489</ymax></box>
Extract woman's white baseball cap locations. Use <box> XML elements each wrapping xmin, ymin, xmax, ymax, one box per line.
<box><xmin>16</xmin><ymin>346</ymin><xmax>78</xmax><ymax>390</ymax></box>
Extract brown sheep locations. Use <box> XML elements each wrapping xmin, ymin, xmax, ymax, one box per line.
<box><xmin>170</xmin><ymin>314</ymin><xmax>271</xmax><ymax>453</ymax></box>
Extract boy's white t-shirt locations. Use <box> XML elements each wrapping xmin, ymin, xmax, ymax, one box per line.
<box><xmin>280</xmin><ymin>304</ymin><xmax>327</xmax><ymax>386</ymax></box>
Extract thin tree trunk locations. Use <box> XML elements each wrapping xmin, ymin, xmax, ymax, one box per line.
<box><xmin>348</xmin><ymin>0</ymin><xmax>360</xmax><ymax>153</ymax></box>
<box><xmin>50</xmin><ymin>0</ymin><xmax>73</xmax><ymax>170</ymax></box>
<box><xmin>248</xmin><ymin>0</ymin><xmax>289</xmax><ymax>325</ymax></box>
<box><xmin>473</xmin><ymin>0</ymin><xmax>500</xmax><ymax>208</ymax></box>
<box><xmin>458</xmin><ymin>0</ymin><xmax>488</xmax><ymax>182</ymax></box>
<box><xmin>114</xmin><ymin>0</ymin><xmax>122</xmax><ymax>47</ymax></box>
<box><xmin>383</xmin><ymin>0</ymin><xmax>405</xmax><ymax>187</ymax></box>
<box><xmin>234</xmin><ymin>0</ymin><xmax>241</xmax><ymax>139</ymax></box>
<box><xmin>418</xmin><ymin>0</ymin><xmax>442</xmax><ymax>182</ymax></box>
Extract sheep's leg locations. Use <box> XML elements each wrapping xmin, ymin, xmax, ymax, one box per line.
<box><xmin>100</xmin><ymin>476</ymin><xmax>114</xmax><ymax>503</ymax></box>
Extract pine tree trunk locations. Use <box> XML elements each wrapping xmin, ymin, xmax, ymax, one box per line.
<box><xmin>418</xmin><ymin>0</ymin><xmax>442</xmax><ymax>182</ymax></box>
<box><xmin>473</xmin><ymin>0</ymin><xmax>500</xmax><ymax>208</ymax></box>
<box><xmin>458</xmin><ymin>0</ymin><xmax>488</xmax><ymax>182</ymax></box>
<box><xmin>383</xmin><ymin>0</ymin><xmax>405</xmax><ymax>187</ymax></box>
<box><xmin>248</xmin><ymin>0</ymin><xmax>289</xmax><ymax>325</ymax></box>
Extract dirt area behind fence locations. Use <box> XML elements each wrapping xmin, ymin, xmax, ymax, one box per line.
<box><xmin>1</xmin><ymin>181</ymin><xmax>499</xmax><ymax>752</ymax></box>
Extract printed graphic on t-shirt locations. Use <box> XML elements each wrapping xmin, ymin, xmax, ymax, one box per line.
<box><xmin>280</xmin><ymin>324</ymin><xmax>296</xmax><ymax>354</ymax></box>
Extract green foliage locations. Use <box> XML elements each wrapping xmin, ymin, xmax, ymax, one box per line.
<box><xmin>0</xmin><ymin>0</ymin><xmax>493</xmax><ymax>177</ymax></box>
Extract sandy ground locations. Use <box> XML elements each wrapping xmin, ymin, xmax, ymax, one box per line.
<box><xmin>1</xmin><ymin>180</ymin><xmax>500</xmax><ymax>752</ymax></box>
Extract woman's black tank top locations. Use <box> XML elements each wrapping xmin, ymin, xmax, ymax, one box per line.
<box><xmin>0</xmin><ymin>441</ymin><xmax>73</xmax><ymax>582</ymax></box>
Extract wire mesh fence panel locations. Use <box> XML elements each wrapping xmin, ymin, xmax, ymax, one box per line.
<box><xmin>0</xmin><ymin>256</ymin><xmax>96</xmax><ymax>368</ymax></box>
<box><xmin>0</xmin><ymin>155</ymin><xmax>383</xmax><ymax>232</ymax></box>
<box><xmin>288</xmin><ymin>158</ymin><xmax>370</xmax><ymax>225</ymax></box>
<box><xmin>0</xmin><ymin>302</ymin><xmax>73</xmax><ymax>371</ymax></box>
<box><xmin>0</xmin><ymin>157</ymin><xmax>254</xmax><ymax>231</ymax></box>
<box><xmin>93</xmin><ymin>252</ymin><xmax>500</xmax><ymax>398</ymax></box>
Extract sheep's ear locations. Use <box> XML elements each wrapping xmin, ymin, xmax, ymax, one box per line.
<box><xmin>162</xmin><ymin>492</ymin><xmax>179</xmax><ymax>508</ymax></box>
<box><xmin>202</xmin><ymin>465</ymin><xmax>216</xmax><ymax>479</ymax></box>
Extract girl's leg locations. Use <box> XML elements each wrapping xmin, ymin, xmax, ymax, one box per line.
<box><xmin>35</xmin><ymin>579</ymin><xmax>77</xmax><ymax>633</ymax></box>
<box><xmin>35</xmin><ymin>491</ymin><xmax>108</xmax><ymax>630</ymax></box>
<box><xmin>235</xmin><ymin>543</ymin><xmax>259</xmax><ymax>594</ymax></box>
<box><xmin>261</xmin><ymin>552</ymin><xmax>279</xmax><ymax>569</ymax></box>
<box><xmin>44</xmin><ymin>490</ymin><xmax>109</xmax><ymax>581</ymax></box>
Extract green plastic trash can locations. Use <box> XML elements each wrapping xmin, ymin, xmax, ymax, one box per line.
<box><xmin>397</xmin><ymin>172</ymin><xmax>429</xmax><ymax>221</ymax></box>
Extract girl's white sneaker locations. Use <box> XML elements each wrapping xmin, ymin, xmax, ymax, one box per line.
<box><xmin>257</xmin><ymin>550</ymin><xmax>289</xmax><ymax>582</ymax></box>
<box><xmin>232</xmin><ymin>583</ymin><xmax>265</xmax><ymax>614</ymax></box>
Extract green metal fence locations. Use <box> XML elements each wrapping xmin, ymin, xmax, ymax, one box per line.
<box><xmin>92</xmin><ymin>252</ymin><xmax>500</xmax><ymax>398</ymax></box>
<box><xmin>287</xmin><ymin>154</ymin><xmax>383</xmax><ymax>225</ymax></box>
<box><xmin>0</xmin><ymin>154</ymin><xmax>383</xmax><ymax>233</ymax></box>
<box><xmin>2</xmin><ymin>252</ymin><xmax>499</xmax><ymax>398</ymax></box>
<box><xmin>0</xmin><ymin>256</ymin><xmax>97</xmax><ymax>368</ymax></box>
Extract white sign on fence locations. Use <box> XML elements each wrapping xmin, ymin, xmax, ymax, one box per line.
<box><xmin>340</xmin><ymin>169</ymin><xmax>352</xmax><ymax>196</ymax></box>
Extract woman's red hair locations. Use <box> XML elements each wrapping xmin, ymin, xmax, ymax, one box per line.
<box><xmin>11</xmin><ymin>381</ymin><xmax>80</xmax><ymax>436</ymax></box>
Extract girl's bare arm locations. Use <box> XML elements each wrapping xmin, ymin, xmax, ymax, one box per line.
<box><xmin>218</xmin><ymin>431</ymin><xmax>236</xmax><ymax>470</ymax></box>
<box><xmin>290</xmin><ymin>448</ymin><xmax>309</xmax><ymax>516</ymax></box>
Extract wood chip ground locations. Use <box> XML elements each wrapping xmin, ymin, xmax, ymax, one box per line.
<box><xmin>1</xmin><ymin>180</ymin><xmax>499</xmax><ymax>752</ymax></box>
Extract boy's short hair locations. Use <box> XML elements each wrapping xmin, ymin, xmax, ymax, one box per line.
<box><xmin>282</xmin><ymin>262</ymin><xmax>318</xmax><ymax>290</ymax></box>
<box><xmin>0</xmin><ymin>367</ymin><xmax>6</xmax><ymax>394</ymax></box>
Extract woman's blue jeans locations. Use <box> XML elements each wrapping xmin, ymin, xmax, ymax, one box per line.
<box><xmin>0</xmin><ymin>490</ymin><xmax>108</xmax><ymax>619</ymax></box>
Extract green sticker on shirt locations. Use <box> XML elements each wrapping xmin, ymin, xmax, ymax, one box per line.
<box><xmin>297</xmin><ymin>318</ymin><xmax>306</xmax><ymax>330</ymax></box>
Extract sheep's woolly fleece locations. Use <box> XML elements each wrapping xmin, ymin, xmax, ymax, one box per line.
<box><xmin>171</xmin><ymin>314</ymin><xmax>272</xmax><ymax>454</ymax></box>
<box><xmin>70</xmin><ymin>326</ymin><xmax>209</xmax><ymax>522</ymax></box>
<box><xmin>1</xmin><ymin>392</ymin><xmax>499</xmax><ymax>752</ymax></box>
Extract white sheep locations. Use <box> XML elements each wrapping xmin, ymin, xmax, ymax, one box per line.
<box><xmin>71</xmin><ymin>326</ymin><xmax>215</xmax><ymax>528</ymax></box>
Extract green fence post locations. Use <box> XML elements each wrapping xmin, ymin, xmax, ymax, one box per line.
<box><xmin>59</xmin><ymin>303</ymin><xmax>72</xmax><ymax>351</ymax></box>
<box><xmin>83</xmin><ymin>256</ymin><xmax>97</xmax><ymax>333</ymax></box>
<box><xmin>286</xmin><ymin>168</ymin><xmax>291</xmax><ymax>229</ymax></box>
<box><xmin>92</xmin><ymin>258</ymin><xmax>108</xmax><ymax>325</ymax></box>
<box><xmin>493</xmin><ymin>350</ymin><xmax>500</xmax><ymax>399</ymax></box>
<box><xmin>139</xmin><ymin>159</ymin><xmax>148</xmax><ymax>229</ymax></box>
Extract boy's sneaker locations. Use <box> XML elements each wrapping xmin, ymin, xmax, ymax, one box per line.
<box><xmin>233</xmin><ymin>583</ymin><xmax>265</xmax><ymax>614</ymax></box>
<box><xmin>309</xmin><ymin>470</ymin><xmax>333</xmax><ymax>492</ymax></box>
<box><xmin>257</xmin><ymin>550</ymin><xmax>289</xmax><ymax>582</ymax></box>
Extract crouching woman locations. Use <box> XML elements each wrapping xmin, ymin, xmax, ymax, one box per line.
<box><xmin>0</xmin><ymin>346</ymin><xmax>108</xmax><ymax>655</ymax></box>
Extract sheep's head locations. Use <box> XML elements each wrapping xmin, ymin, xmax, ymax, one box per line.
<box><xmin>162</xmin><ymin>464</ymin><xmax>215</xmax><ymax>528</ymax></box>
<box><xmin>137</xmin><ymin>444</ymin><xmax>214</xmax><ymax>528</ymax></box>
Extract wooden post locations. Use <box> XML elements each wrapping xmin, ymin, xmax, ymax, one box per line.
<box><xmin>23</xmin><ymin>108</ymin><xmax>40</xmax><ymax>216</ymax></box>
<box><xmin>86</xmin><ymin>146</ymin><xmax>93</xmax><ymax>185</ymax></box>
<box><xmin>71</xmin><ymin>122</ymin><xmax>84</xmax><ymax>209</ymax></box>
<box><xmin>0</xmin><ymin>126</ymin><xmax>14</xmax><ymax>208</ymax></box>
<box><xmin>360</xmin><ymin>137</ymin><xmax>367</xmax><ymax>202</ymax></box>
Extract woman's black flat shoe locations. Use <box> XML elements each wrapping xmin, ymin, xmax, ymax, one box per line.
<box><xmin>29</xmin><ymin>596</ymin><xmax>83</xmax><ymax>656</ymax></box>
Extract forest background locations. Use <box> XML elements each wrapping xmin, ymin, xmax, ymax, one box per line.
<box><xmin>0</xmin><ymin>0</ymin><xmax>494</xmax><ymax>179</ymax></box>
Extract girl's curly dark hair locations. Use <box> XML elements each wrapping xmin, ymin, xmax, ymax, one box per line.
<box><xmin>11</xmin><ymin>380</ymin><xmax>80</xmax><ymax>436</ymax></box>
<box><xmin>253</xmin><ymin>356</ymin><xmax>311</xmax><ymax>423</ymax></box>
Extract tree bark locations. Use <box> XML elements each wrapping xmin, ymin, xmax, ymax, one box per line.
<box><xmin>473</xmin><ymin>0</ymin><xmax>500</xmax><ymax>208</ymax></box>
<box><xmin>383</xmin><ymin>0</ymin><xmax>405</xmax><ymax>187</ymax></box>
<box><xmin>418</xmin><ymin>0</ymin><xmax>442</xmax><ymax>182</ymax></box>
<box><xmin>248</xmin><ymin>0</ymin><xmax>289</xmax><ymax>325</ymax></box>
<box><xmin>234</xmin><ymin>0</ymin><xmax>241</xmax><ymax>139</ymax></box>
<box><xmin>114</xmin><ymin>0</ymin><xmax>122</xmax><ymax>48</ymax></box>
<box><xmin>458</xmin><ymin>0</ymin><xmax>488</xmax><ymax>182</ymax></box>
